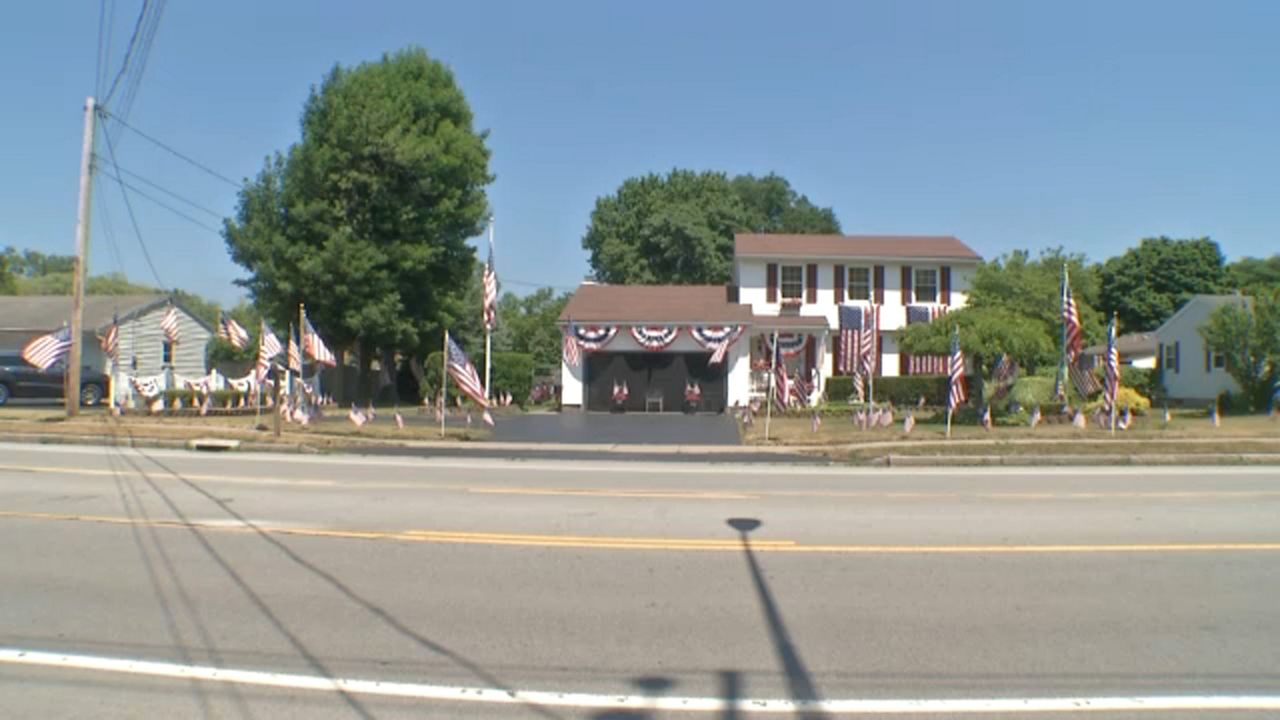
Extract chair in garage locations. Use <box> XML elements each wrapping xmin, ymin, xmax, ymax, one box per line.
<box><xmin>645</xmin><ymin>387</ymin><xmax>663</xmax><ymax>413</ymax></box>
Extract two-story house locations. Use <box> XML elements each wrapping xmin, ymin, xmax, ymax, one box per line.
<box><xmin>559</xmin><ymin>234</ymin><xmax>982</xmax><ymax>412</ymax></box>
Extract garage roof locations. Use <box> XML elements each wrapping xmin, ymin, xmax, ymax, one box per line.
<box><xmin>559</xmin><ymin>284</ymin><xmax>753</xmax><ymax>325</ymax></box>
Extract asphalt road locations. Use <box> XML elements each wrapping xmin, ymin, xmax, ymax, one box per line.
<box><xmin>1</xmin><ymin>441</ymin><xmax>1278</xmax><ymax>719</ymax></box>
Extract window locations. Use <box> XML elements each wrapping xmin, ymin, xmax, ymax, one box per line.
<box><xmin>914</xmin><ymin>268</ymin><xmax>938</xmax><ymax>304</ymax></box>
<box><xmin>162</xmin><ymin>341</ymin><xmax>174</xmax><ymax>365</ymax></box>
<box><xmin>780</xmin><ymin>265</ymin><xmax>803</xmax><ymax>301</ymax></box>
<box><xmin>847</xmin><ymin>266</ymin><xmax>872</xmax><ymax>301</ymax></box>
<box><xmin>1213</xmin><ymin>351</ymin><xmax>1226</xmax><ymax>369</ymax></box>
<box><xmin>1164</xmin><ymin>344</ymin><xmax>1177</xmax><ymax>372</ymax></box>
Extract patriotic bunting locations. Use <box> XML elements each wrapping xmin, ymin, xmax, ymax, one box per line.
<box><xmin>765</xmin><ymin>333</ymin><xmax>807</xmax><ymax>358</ymax></box>
<box><xmin>573</xmin><ymin>325</ymin><xmax>617</xmax><ymax>351</ymax></box>
<box><xmin>630</xmin><ymin>325</ymin><xmax>680</xmax><ymax>351</ymax></box>
<box><xmin>690</xmin><ymin>325</ymin><xmax>744</xmax><ymax>365</ymax></box>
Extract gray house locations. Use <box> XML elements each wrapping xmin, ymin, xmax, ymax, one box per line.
<box><xmin>1152</xmin><ymin>294</ymin><xmax>1245</xmax><ymax>404</ymax></box>
<box><xmin>0</xmin><ymin>294</ymin><xmax>214</xmax><ymax>400</ymax></box>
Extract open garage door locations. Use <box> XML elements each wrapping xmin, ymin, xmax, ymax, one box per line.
<box><xmin>585</xmin><ymin>353</ymin><xmax>727</xmax><ymax>413</ymax></box>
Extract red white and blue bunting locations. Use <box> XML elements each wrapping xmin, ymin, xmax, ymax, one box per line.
<box><xmin>765</xmin><ymin>332</ymin><xmax>808</xmax><ymax>358</ymax></box>
<box><xmin>572</xmin><ymin>325</ymin><xmax>618</xmax><ymax>351</ymax></box>
<box><xmin>691</xmin><ymin>325</ymin><xmax>745</xmax><ymax>365</ymax></box>
<box><xmin>630</xmin><ymin>325</ymin><xmax>681</xmax><ymax>351</ymax></box>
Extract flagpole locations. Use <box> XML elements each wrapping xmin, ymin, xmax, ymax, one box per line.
<box><xmin>765</xmin><ymin>331</ymin><xmax>777</xmax><ymax>441</ymax></box>
<box><xmin>1109</xmin><ymin>312</ymin><xmax>1118</xmax><ymax>436</ymax></box>
<box><xmin>484</xmin><ymin>217</ymin><xmax>494</xmax><ymax>403</ymax></box>
<box><xmin>298</xmin><ymin>303</ymin><xmax>306</xmax><ymax>408</ymax></box>
<box><xmin>441</xmin><ymin>330</ymin><xmax>449</xmax><ymax>438</ymax></box>
<box><xmin>1057</xmin><ymin>264</ymin><xmax>1069</xmax><ymax>402</ymax></box>
<box><xmin>946</xmin><ymin>324</ymin><xmax>956</xmax><ymax>440</ymax></box>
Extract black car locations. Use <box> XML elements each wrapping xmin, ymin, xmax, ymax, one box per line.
<box><xmin>0</xmin><ymin>351</ymin><xmax>108</xmax><ymax>406</ymax></box>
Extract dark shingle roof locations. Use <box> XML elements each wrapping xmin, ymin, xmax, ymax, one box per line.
<box><xmin>0</xmin><ymin>294</ymin><xmax>208</xmax><ymax>332</ymax></box>
<box><xmin>734</xmin><ymin>234</ymin><xmax>981</xmax><ymax>261</ymax></box>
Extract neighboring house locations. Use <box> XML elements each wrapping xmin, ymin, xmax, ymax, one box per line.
<box><xmin>0</xmin><ymin>294</ymin><xmax>214</xmax><ymax>400</ymax></box>
<box><xmin>559</xmin><ymin>234</ymin><xmax>982</xmax><ymax>411</ymax></box>
<box><xmin>1082</xmin><ymin>332</ymin><xmax>1158</xmax><ymax>370</ymax></box>
<box><xmin>1151</xmin><ymin>295</ymin><xmax>1245</xmax><ymax>404</ymax></box>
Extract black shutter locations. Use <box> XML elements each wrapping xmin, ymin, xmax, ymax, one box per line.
<box><xmin>901</xmin><ymin>266</ymin><xmax>913</xmax><ymax>305</ymax></box>
<box><xmin>766</xmin><ymin>264</ymin><xmax>777</xmax><ymax>303</ymax></box>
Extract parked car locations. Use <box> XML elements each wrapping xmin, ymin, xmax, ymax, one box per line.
<box><xmin>0</xmin><ymin>351</ymin><xmax>108</xmax><ymax>406</ymax></box>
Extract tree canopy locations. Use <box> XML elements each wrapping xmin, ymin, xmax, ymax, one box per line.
<box><xmin>581</xmin><ymin>170</ymin><xmax>840</xmax><ymax>285</ymax></box>
<box><xmin>896</xmin><ymin>305</ymin><xmax>1056</xmax><ymax>376</ymax></box>
<box><xmin>492</xmin><ymin>288</ymin><xmax>570</xmax><ymax>372</ymax></box>
<box><xmin>967</xmin><ymin>248</ymin><xmax>1104</xmax><ymax>349</ymax></box>
<box><xmin>223</xmin><ymin>47</ymin><xmax>493</xmax><ymax>367</ymax></box>
<box><xmin>1199</xmin><ymin>291</ymin><xmax>1280</xmax><ymax>411</ymax></box>
<box><xmin>1227</xmin><ymin>255</ymin><xmax>1280</xmax><ymax>295</ymax></box>
<box><xmin>1099</xmin><ymin>237</ymin><xmax>1228</xmax><ymax>332</ymax></box>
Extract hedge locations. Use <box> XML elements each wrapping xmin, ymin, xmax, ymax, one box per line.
<box><xmin>419</xmin><ymin>351</ymin><xmax>534</xmax><ymax>407</ymax></box>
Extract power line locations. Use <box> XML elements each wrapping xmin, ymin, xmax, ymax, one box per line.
<box><xmin>95</xmin><ymin>0</ymin><xmax>112</xmax><ymax>97</ymax></box>
<box><xmin>94</xmin><ymin>184</ymin><xmax>127</xmax><ymax>276</ymax></box>
<box><xmin>112</xmin><ymin>0</ymin><xmax>166</xmax><ymax>127</ymax></box>
<box><xmin>100</xmin><ymin>108</ymin><xmax>242</xmax><ymax>189</ymax></box>
<box><xmin>99</xmin><ymin>171</ymin><xmax>224</xmax><ymax>235</ymax></box>
<box><xmin>95</xmin><ymin>156</ymin><xmax>224</xmax><ymax>219</ymax></box>
<box><xmin>100</xmin><ymin>122</ymin><xmax>167</xmax><ymax>290</ymax></box>
<box><xmin>102</xmin><ymin>0</ymin><xmax>152</xmax><ymax>104</ymax></box>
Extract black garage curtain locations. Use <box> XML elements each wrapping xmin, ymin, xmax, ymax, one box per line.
<box><xmin>585</xmin><ymin>353</ymin><xmax>727</xmax><ymax>412</ymax></box>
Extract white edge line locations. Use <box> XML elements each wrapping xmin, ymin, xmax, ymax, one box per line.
<box><xmin>3</xmin><ymin>648</ymin><xmax>1280</xmax><ymax>714</ymax></box>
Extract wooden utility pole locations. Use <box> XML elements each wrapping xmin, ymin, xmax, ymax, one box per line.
<box><xmin>66</xmin><ymin>97</ymin><xmax>97</xmax><ymax>417</ymax></box>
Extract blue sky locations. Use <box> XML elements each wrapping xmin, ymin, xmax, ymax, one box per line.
<box><xmin>3</xmin><ymin>0</ymin><xmax>1278</xmax><ymax>305</ymax></box>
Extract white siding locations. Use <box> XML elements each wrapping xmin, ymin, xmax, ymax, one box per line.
<box><xmin>111</xmin><ymin>306</ymin><xmax>212</xmax><ymax>400</ymax></box>
<box><xmin>1154</xmin><ymin>297</ymin><xmax>1242</xmax><ymax>402</ymax></box>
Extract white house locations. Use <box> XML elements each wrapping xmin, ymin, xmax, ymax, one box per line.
<box><xmin>0</xmin><ymin>294</ymin><xmax>214</xmax><ymax>402</ymax></box>
<box><xmin>559</xmin><ymin>234</ymin><xmax>982</xmax><ymax>412</ymax></box>
<box><xmin>1152</xmin><ymin>294</ymin><xmax>1245</xmax><ymax>403</ymax></box>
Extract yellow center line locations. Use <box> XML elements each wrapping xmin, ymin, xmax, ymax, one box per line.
<box><xmin>4</xmin><ymin>510</ymin><xmax>1280</xmax><ymax>554</ymax></box>
<box><xmin>466</xmin><ymin>487</ymin><xmax>757</xmax><ymax>500</ymax></box>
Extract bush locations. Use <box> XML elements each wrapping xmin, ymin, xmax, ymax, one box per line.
<box><xmin>873</xmin><ymin>375</ymin><xmax>958</xmax><ymax>406</ymax></box>
<box><xmin>162</xmin><ymin>389</ymin><xmax>199</xmax><ymax>406</ymax></box>
<box><xmin>1007</xmin><ymin>376</ymin><xmax>1057</xmax><ymax>409</ymax></box>
<box><xmin>1083</xmin><ymin>386</ymin><xmax>1151</xmax><ymax>415</ymax></box>
<box><xmin>211</xmin><ymin>389</ymin><xmax>248</xmax><ymax>407</ymax></box>
<box><xmin>1121</xmin><ymin>367</ymin><xmax>1160</xmax><ymax>402</ymax></box>
<box><xmin>419</xmin><ymin>351</ymin><xmax>533</xmax><ymax>407</ymax></box>
<box><xmin>824</xmin><ymin>376</ymin><xmax>855</xmax><ymax>402</ymax></box>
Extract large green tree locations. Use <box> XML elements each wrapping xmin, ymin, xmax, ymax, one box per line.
<box><xmin>223</xmin><ymin>47</ymin><xmax>493</xmax><ymax>397</ymax></box>
<box><xmin>1227</xmin><ymin>255</ymin><xmax>1280</xmax><ymax>295</ymax></box>
<box><xmin>1099</xmin><ymin>237</ymin><xmax>1228</xmax><ymax>332</ymax></box>
<box><xmin>582</xmin><ymin>170</ymin><xmax>840</xmax><ymax>284</ymax></box>
<box><xmin>967</xmin><ymin>248</ymin><xmax>1105</xmax><ymax>350</ymax></box>
<box><xmin>897</xmin><ymin>305</ymin><xmax>1057</xmax><ymax>377</ymax></box>
<box><xmin>492</xmin><ymin>288</ymin><xmax>570</xmax><ymax>371</ymax></box>
<box><xmin>1199</xmin><ymin>292</ymin><xmax>1280</xmax><ymax>411</ymax></box>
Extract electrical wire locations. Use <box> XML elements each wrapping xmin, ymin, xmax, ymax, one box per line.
<box><xmin>102</xmin><ymin>0</ymin><xmax>152</xmax><ymax>104</ymax></box>
<box><xmin>100</xmin><ymin>108</ymin><xmax>242</xmax><ymax>189</ymax></box>
<box><xmin>100</xmin><ymin>122</ymin><xmax>167</xmax><ymax>290</ymax></box>
<box><xmin>99</xmin><ymin>171</ymin><xmax>224</xmax><ymax>235</ymax></box>
<box><xmin>94</xmin><ymin>184</ymin><xmax>127</xmax><ymax>276</ymax></box>
<box><xmin>95</xmin><ymin>157</ymin><xmax>224</xmax><ymax>219</ymax></box>
<box><xmin>113</xmin><ymin>0</ymin><xmax>166</xmax><ymax>127</ymax></box>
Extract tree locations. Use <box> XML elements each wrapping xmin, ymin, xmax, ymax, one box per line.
<box><xmin>492</xmin><ymin>288</ymin><xmax>570</xmax><ymax>371</ymax></box>
<box><xmin>1199</xmin><ymin>292</ymin><xmax>1280</xmax><ymax>411</ymax></box>
<box><xmin>1227</xmin><ymin>255</ymin><xmax>1280</xmax><ymax>295</ymax></box>
<box><xmin>223</xmin><ymin>47</ymin><xmax>493</xmax><ymax>399</ymax></box>
<box><xmin>967</xmin><ymin>248</ymin><xmax>1105</xmax><ymax>350</ymax></box>
<box><xmin>582</xmin><ymin>169</ymin><xmax>840</xmax><ymax>285</ymax></box>
<box><xmin>897</xmin><ymin>306</ymin><xmax>1057</xmax><ymax>378</ymax></box>
<box><xmin>1099</xmin><ymin>237</ymin><xmax>1228</xmax><ymax>332</ymax></box>
<box><xmin>0</xmin><ymin>252</ymin><xmax>16</xmax><ymax>295</ymax></box>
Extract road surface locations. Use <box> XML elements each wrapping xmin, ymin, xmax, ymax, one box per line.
<box><xmin>1</xmin><ymin>441</ymin><xmax>1277</xmax><ymax>718</ymax></box>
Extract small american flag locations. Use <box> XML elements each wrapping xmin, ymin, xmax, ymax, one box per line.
<box><xmin>22</xmin><ymin>326</ymin><xmax>72</xmax><ymax>370</ymax></box>
<box><xmin>1062</xmin><ymin>268</ymin><xmax>1083</xmax><ymax>361</ymax></box>
<box><xmin>302</xmin><ymin>315</ymin><xmax>336</xmax><ymax>367</ymax></box>
<box><xmin>218</xmin><ymin>313</ymin><xmax>251</xmax><ymax>350</ymax></box>
<box><xmin>563</xmin><ymin>326</ymin><xmax>581</xmax><ymax>367</ymax></box>
<box><xmin>348</xmin><ymin>405</ymin><xmax>367</xmax><ymax>427</ymax></box>
<box><xmin>1029</xmin><ymin>405</ymin><xmax>1042</xmax><ymax>428</ymax></box>
<box><xmin>98</xmin><ymin>314</ymin><xmax>119</xmax><ymax>362</ymax></box>
<box><xmin>160</xmin><ymin>304</ymin><xmax>180</xmax><ymax>345</ymax></box>
<box><xmin>903</xmin><ymin>412</ymin><xmax>916</xmax><ymax>434</ymax></box>
<box><xmin>947</xmin><ymin>326</ymin><xmax>967</xmax><ymax>411</ymax></box>
<box><xmin>906</xmin><ymin>305</ymin><xmax>948</xmax><ymax>375</ymax></box>
<box><xmin>811</xmin><ymin>411</ymin><xmax>821</xmax><ymax>433</ymax></box>
<box><xmin>395</xmin><ymin>411</ymin><xmax>405</xmax><ymax>430</ymax></box>
<box><xmin>981</xmin><ymin>404</ymin><xmax>992</xmax><ymax>430</ymax></box>
<box><xmin>446</xmin><ymin>333</ymin><xmax>493</xmax><ymax>426</ymax></box>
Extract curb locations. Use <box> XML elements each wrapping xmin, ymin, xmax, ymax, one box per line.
<box><xmin>882</xmin><ymin>453</ymin><xmax>1280</xmax><ymax>467</ymax></box>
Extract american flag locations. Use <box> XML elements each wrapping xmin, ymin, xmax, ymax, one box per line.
<box><xmin>22</xmin><ymin>325</ymin><xmax>72</xmax><ymax>370</ymax></box>
<box><xmin>1029</xmin><ymin>405</ymin><xmax>1042</xmax><ymax>428</ymax></box>
<box><xmin>395</xmin><ymin>411</ymin><xmax>405</xmax><ymax>430</ymax></box>
<box><xmin>160</xmin><ymin>304</ymin><xmax>180</xmax><ymax>345</ymax></box>
<box><xmin>446</xmin><ymin>333</ymin><xmax>493</xmax><ymax>426</ymax></box>
<box><xmin>837</xmin><ymin>305</ymin><xmax>878</xmax><ymax>376</ymax></box>
<box><xmin>302</xmin><ymin>315</ymin><xmax>337</xmax><ymax>367</ymax></box>
<box><xmin>482</xmin><ymin>239</ymin><xmax>498</xmax><ymax>331</ymax></box>
<box><xmin>771</xmin><ymin>335</ymin><xmax>790</xmax><ymax>413</ymax></box>
<box><xmin>990</xmin><ymin>353</ymin><xmax>1019</xmax><ymax>402</ymax></box>
<box><xmin>906</xmin><ymin>305</ymin><xmax>948</xmax><ymax>375</ymax></box>
<box><xmin>98</xmin><ymin>314</ymin><xmax>119</xmax><ymax>362</ymax></box>
<box><xmin>947</xmin><ymin>326</ymin><xmax>967</xmax><ymax>411</ymax></box>
<box><xmin>562</xmin><ymin>326</ymin><xmax>581</xmax><ymax>367</ymax></box>
<box><xmin>1062</xmin><ymin>268</ymin><xmax>1083</xmax><ymax>362</ymax></box>
<box><xmin>1069</xmin><ymin>358</ymin><xmax>1101</xmax><ymax>397</ymax></box>
<box><xmin>287</xmin><ymin>324</ymin><xmax>302</xmax><ymax>373</ymax></box>
<box><xmin>218</xmin><ymin>313</ymin><xmax>251</xmax><ymax>350</ymax></box>
<box><xmin>257</xmin><ymin>321</ymin><xmax>283</xmax><ymax>381</ymax></box>
<box><xmin>1102</xmin><ymin>314</ymin><xmax>1119</xmax><ymax>421</ymax></box>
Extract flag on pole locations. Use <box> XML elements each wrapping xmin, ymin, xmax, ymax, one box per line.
<box><xmin>1029</xmin><ymin>405</ymin><xmax>1042</xmax><ymax>428</ymax></box>
<box><xmin>217</xmin><ymin>313</ymin><xmax>251</xmax><ymax>350</ymax></box>
<box><xmin>562</xmin><ymin>325</ymin><xmax>582</xmax><ymax>367</ymax></box>
<box><xmin>1118</xmin><ymin>406</ymin><xmax>1132</xmax><ymax>430</ymax></box>
<box><xmin>947</xmin><ymin>326</ymin><xmax>966</xmax><ymax>411</ymax></box>
<box><xmin>773</xmin><ymin>343</ymin><xmax>790</xmax><ymax>413</ymax></box>
<box><xmin>811</xmin><ymin>410</ymin><xmax>822</xmax><ymax>433</ymax></box>
<box><xmin>287</xmin><ymin>324</ymin><xmax>302</xmax><ymax>373</ymax></box>
<box><xmin>837</xmin><ymin>305</ymin><xmax>879</xmax><ymax>376</ymax></box>
<box><xmin>1209</xmin><ymin>401</ymin><xmax>1220</xmax><ymax>428</ymax></box>
<box><xmin>482</xmin><ymin>232</ymin><xmax>498</xmax><ymax>331</ymax></box>
<box><xmin>395</xmin><ymin>411</ymin><xmax>405</xmax><ymax>430</ymax></box>
<box><xmin>302</xmin><ymin>314</ymin><xmax>336</xmax><ymax>366</ymax></box>
<box><xmin>257</xmin><ymin>321</ymin><xmax>283</xmax><ymax>381</ymax></box>
<box><xmin>1062</xmin><ymin>275</ymin><xmax>1083</xmax><ymax>362</ymax></box>
<box><xmin>21</xmin><ymin>325</ymin><xmax>72</xmax><ymax>370</ymax></box>
<box><xmin>1069</xmin><ymin>358</ymin><xmax>1103</xmax><ymax>397</ymax></box>
<box><xmin>98</xmin><ymin>314</ymin><xmax>119</xmax><ymax>361</ymax></box>
<box><xmin>1102</xmin><ymin>314</ymin><xmax>1120</xmax><ymax>419</ymax></box>
<box><xmin>160</xmin><ymin>304</ymin><xmax>180</xmax><ymax>345</ymax></box>
<box><xmin>981</xmin><ymin>404</ymin><xmax>992</xmax><ymax>430</ymax></box>
<box><xmin>348</xmin><ymin>405</ymin><xmax>367</xmax><ymax>427</ymax></box>
<box><xmin>445</xmin><ymin>333</ymin><xmax>493</xmax><ymax>426</ymax></box>
<box><xmin>903</xmin><ymin>412</ymin><xmax>915</xmax><ymax>434</ymax></box>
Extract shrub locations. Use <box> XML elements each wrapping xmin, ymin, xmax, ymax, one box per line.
<box><xmin>824</xmin><ymin>376</ymin><xmax>855</xmax><ymax>403</ymax></box>
<box><xmin>210</xmin><ymin>389</ymin><xmax>248</xmax><ymax>407</ymax></box>
<box><xmin>872</xmin><ymin>375</ymin><xmax>957</xmax><ymax>406</ymax></box>
<box><xmin>1121</xmin><ymin>367</ymin><xmax>1160</xmax><ymax>402</ymax></box>
<box><xmin>162</xmin><ymin>389</ymin><xmax>199</xmax><ymax>407</ymax></box>
<box><xmin>1007</xmin><ymin>376</ymin><xmax>1057</xmax><ymax>409</ymax></box>
<box><xmin>1083</xmin><ymin>386</ymin><xmax>1151</xmax><ymax>415</ymax></box>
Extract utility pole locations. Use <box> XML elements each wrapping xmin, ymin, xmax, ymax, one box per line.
<box><xmin>66</xmin><ymin>97</ymin><xmax>97</xmax><ymax>417</ymax></box>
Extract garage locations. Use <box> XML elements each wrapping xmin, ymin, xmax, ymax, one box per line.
<box><xmin>585</xmin><ymin>352</ymin><xmax>727</xmax><ymax>413</ymax></box>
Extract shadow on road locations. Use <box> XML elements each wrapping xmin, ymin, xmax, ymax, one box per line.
<box><xmin>111</xmin><ymin>433</ymin><xmax>565</xmax><ymax>720</ymax></box>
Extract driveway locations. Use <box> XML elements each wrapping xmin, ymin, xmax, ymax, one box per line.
<box><xmin>491</xmin><ymin>411</ymin><xmax>743</xmax><ymax>445</ymax></box>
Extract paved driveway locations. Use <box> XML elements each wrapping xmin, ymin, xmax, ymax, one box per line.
<box><xmin>491</xmin><ymin>411</ymin><xmax>743</xmax><ymax>445</ymax></box>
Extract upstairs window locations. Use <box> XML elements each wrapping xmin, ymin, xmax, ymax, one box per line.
<box><xmin>847</xmin><ymin>267</ymin><xmax>872</xmax><ymax>301</ymax></box>
<box><xmin>780</xmin><ymin>265</ymin><xmax>803</xmax><ymax>301</ymax></box>
<box><xmin>162</xmin><ymin>341</ymin><xmax>174</xmax><ymax>365</ymax></box>
<box><xmin>914</xmin><ymin>268</ymin><xmax>938</xmax><ymax>304</ymax></box>
<box><xmin>1164</xmin><ymin>344</ymin><xmax>1178</xmax><ymax>373</ymax></box>
<box><xmin>1213</xmin><ymin>351</ymin><xmax>1226</xmax><ymax>369</ymax></box>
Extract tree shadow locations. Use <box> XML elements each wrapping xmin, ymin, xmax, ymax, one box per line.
<box><xmin>121</xmin><ymin>441</ymin><xmax>565</xmax><ymax>720</ymax></box>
